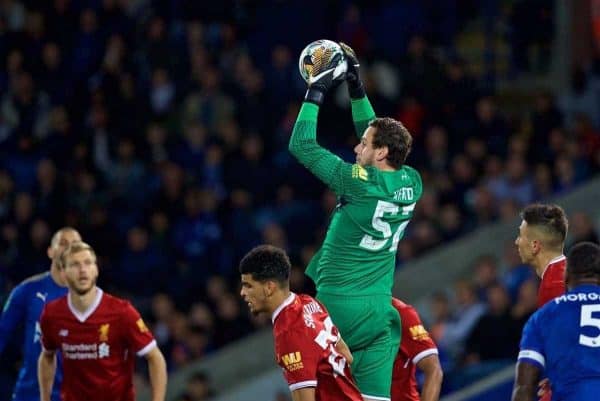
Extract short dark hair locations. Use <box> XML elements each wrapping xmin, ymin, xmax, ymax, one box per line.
<box><xmin>521</xmin><ymin>203</ymin><xmax>568</xmax><ymax>249</ymax></box>
<box><xmin>567</xmin><ymin>242</ymin><xmax>600</xmax><ymax>279</ymax></box>
<box><xmin>369</xmin><ymin>117</ymin><xmax>412</xmax><ymax>169</ymax></box>
<box><xmin>239</xmin><ymin>245</ymin><xmax>290</xmax><ymax>285</ymax></box>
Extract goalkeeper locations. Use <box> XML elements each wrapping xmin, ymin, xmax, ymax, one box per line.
<box><xmin>288</xmin><ymin>43</ymin><xmax>423</xmax><ymax>401</ymax></box>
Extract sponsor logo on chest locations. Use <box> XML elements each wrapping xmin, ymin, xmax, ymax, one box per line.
<box><xmin>60</xmin><ymin>323</ymin><xmax>111</xmax><ymax>360</ymax></box>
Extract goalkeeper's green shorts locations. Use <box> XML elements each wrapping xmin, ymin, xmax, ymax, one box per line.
<box><xmin>317</xmin><ymin>292</ymin><xmax>401</xmax><ymax>400</ymax></box>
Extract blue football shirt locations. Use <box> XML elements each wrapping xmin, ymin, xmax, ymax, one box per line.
<box><xmin>0</xmin><ymin>272</ymin><xmax>67</xmax><ymax>401</ymax></box>
<box><xmin>519</xmin><ymin>284</ymin><xmax>600</xmax><ymax>401</ymax></box>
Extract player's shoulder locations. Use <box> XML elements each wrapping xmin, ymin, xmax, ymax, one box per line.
<box><xmin>20</xmin><ymin>271</ymin><xmax>51</xmax><ymax>289</ymax></box>
<box><xmin>397</xmin><ymin>165</ymin><xmax>422</xmax><ymax>196</ymax></box>
<box><xmin>531</xmin><ymin>296</ymin><xmax>561</xmax><ymax>322</ymax></box>
<box><xmin>350</xmin><ymin>163</ymin><xmax>372</xmax><ymax>183</ymax></box>
<box><xmin>44</xmin><ymin>295</ymin><xmax>68</xmax><ymax>313</ymax></box>
<box><xmin>101</xmin><ymin>292</ymin><xmax>135</xmax><ymax>311</ymax></box>
<box><xmin>392</xmin><ymin>299</ymin><xmax>421</xmax><ymax>323</ymax></box>
<box><xmin>275</xmin><ymin>294</ymin><xmax>320</xmax><ymax>334</ymax></box>
<box><xmin>543</xmin><ymin>257</ymin><xmax>566</xmax><ymax>281</ymax></box>
<box><xmin>392</xmin><ymin>298</ymin><xmax>415</xmax><ymax>314</ymax></box>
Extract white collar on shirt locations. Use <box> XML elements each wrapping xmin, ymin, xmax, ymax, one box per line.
<box><xmin>541</xmin><ymin>255</ymin><xmax>566</xmax><ymax>279</ymax></box>
<box><xmin>271</xmin><ymin>292</ymin><xmax>296</xmax><ymax>324</ymax></box>
<box><xmin>68</xmin><ymin>288</ymin><xmax>104</xmax><ymax>323</ymax></box>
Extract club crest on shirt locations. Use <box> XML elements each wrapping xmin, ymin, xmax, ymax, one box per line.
<box><xmin>98</xmin><ymin>324</ymin><xmax>110</xmax><ymax>342</ymax></box>
<box><xmin>280</xmin><ymin>351</ymin><xmax>304</xmax><ymax>372</ymax></box>
<box><xmin>136</xmin><ymin>318</ymin><xmax>149</xmax><ymax>333</ymax></box>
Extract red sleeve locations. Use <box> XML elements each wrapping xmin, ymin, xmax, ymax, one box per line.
<box><xmin>121</xmin><ymin>302</ymin><xmax>156</xmax><ymax>356</ymax></box>
<box><xmin>275</xmin><ymin>326</ymin><xmax>321</xmax><ymax>390</ymax></box>
<box><xmin>400</xmin><ymin>306</ymin><xmax>438</xmax><ymax>365</ymax></box>
<box><xmin>39</xmin><ymin>305</ymin><xmax>57</xmax><ymax>352</ymax></box>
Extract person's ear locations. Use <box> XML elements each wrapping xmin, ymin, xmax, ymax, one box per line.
<box><xmin>376</xmin><ymin>146</ymin><xmax>389</xmax><ymax>162</ymax></box>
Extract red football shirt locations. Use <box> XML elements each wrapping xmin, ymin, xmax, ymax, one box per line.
<box><xmin>272</xmin><ymin>293</ymin><xmax>362</xmax><ymax>401</ymax></box>
<box><xmin>537</xmin><ymin>255</ymin><xmax>567</xmax><ymax>401</ymax></box>
<box><xmin>537</xmin><ymin>255</ymin><xmax>566</xmax><ymax>308</ymax></box>
<box><xmin>391</xmin><ymin>298</ymin><xmax>438</xmax><ymax>401</ymax></box>
<box><xmin>40</xmin><ymin>289</ymin><xmax>156</xmax><ymax>401</ymax></box>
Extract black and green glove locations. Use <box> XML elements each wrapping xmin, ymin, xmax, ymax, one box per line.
<box><xmin>339</xmin><ymin>42</ymin><xmax>366</xmax><ymax>99</ymax></box>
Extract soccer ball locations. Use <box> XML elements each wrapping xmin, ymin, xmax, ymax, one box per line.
<box><xmin>298</xmin><ymin>39</ymin><xmax>347</xmax><ymax>84</ymax></box>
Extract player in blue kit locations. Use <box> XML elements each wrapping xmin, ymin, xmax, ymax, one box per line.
<box><xmin>513</xmin><ymin>241</ymin><xmax>600</xmax><ymax>401</ymax></box>
<box><xmin>0</xmin><ymin>227</ymin><xmax>81</xmax><ymax>401</ymax></box>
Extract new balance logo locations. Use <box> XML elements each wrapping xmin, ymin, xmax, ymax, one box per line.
<box><xmin>59</xmin><ymin>329</ymin><xmax>69</xmax><ymax>337</ymax></box>
<box><xmin>36</xmin><ymin>292</ymin><xmax>48</xmax><ymax>302</ymax></box>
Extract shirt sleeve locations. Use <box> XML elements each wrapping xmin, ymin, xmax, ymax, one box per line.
<box><xmin>400</xmin><ymin>306</ymin><xmax>438</xmax><ymax>364</ymax></box>
<box><xmin>121</xmin><ymin>302</ymin><xmax>156</xmax><ymax>356</ymax></box>
<box><xmin>39</xmin><ymin>304</ymin><xmax>57</xmax><ymax>352</ymax></box>
<box><xmin>275</xmin><ymin>326</ymin><xmax>321</xmax><ymax>391</ymax></box>
<box><xmin>288</xmin><ymin>102</ymin><xmax>369</xmax><ymax>197</ymax></box>
<box><xmin>518</xmin><ymin>311</ymin><xmax>546</xmax><ymax>371</ymax></box>
<box><xmin>351</xmin><ymin>96</ymin><xmax>376</xmax><ymax>139</ymax></box>
<box><xmin>0</xmin><ymin>283</ymin><xmax>28</xmax><ymax>354</ymax></box>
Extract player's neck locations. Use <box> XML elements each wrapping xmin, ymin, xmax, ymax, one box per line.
<box><xmin>69</xmin><ymin>287</ymin><xmax>99</xmax><ymax>313</ymax></box>
<box><xmin>535</xmin><ymin>250</ymin><xmax>564</xmax><ymax>277</ymax></box>
<box><xmin>269</xmin><ymin>290</ymin><xmax>292</xmax><ymax>317</ymax></box>
<box><xmin>374</xmin><ymin>160</ymin><xmax>396</xmax><ymax>172</ymax></box>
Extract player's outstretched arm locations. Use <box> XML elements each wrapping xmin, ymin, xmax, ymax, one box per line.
<box><xmin>289</xmin><ymin>64</ymin><xmax>353</xmax><ymax>195</ymax></box>
<box><xmin>417</xmin><ymin>354</ymin><xmax>443</xmax><ymax>401</ymax></box>
<box><xmin>38</xmin><ymin>349</ymin><xmax>57</xmax><ymax>401</ymax></box>
<box><xmin>512</xmin><ymin>361</ymin><xmax>540</xmax><ymax>401</ymax></box>
<box><xmin>339</xmin><ymin>42</ymin><xmax>376</xmax><ymax>139</ymax></box>
<box><xmin>0</xmin><ymin>283</ymin><xmax>27</xmax><ymax>354</ymax></box>
<box><xmin>291</xmin><ymin>387</ymin><xmax>316</xmax><ymax>401</ymax></box>
<box><xmin>145</xmin><ymin>346</ymin><xmax>167</xmax><ymax>401</ymax></box>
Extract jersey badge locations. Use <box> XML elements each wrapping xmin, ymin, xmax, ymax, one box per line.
<box><xmin>98</xmin><ymin>323</ymin><xmax>110</xmax><ymax>342</ymax></box>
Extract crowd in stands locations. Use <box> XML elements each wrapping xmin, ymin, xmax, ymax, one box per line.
<box><xmin>0</xmin><ymin>1</ymin><xmax>599</xmax><ymax>400</ymax></box>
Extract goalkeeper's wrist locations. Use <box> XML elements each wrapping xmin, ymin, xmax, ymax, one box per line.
<box><xmin>348</xmin><ymin>80</ymin><xmax>366</xmax><ymax>99</ymax></box>
<box><xmin>304</xmin><ymin>87</ymin><xmax>325</xmax><ymax>106</ymax></box>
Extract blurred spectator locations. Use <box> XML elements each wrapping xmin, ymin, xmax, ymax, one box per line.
<box><xmin>184</xmin><ymin>372</ymin><xmax>213</xmax><ymax>401</ymax></box>
<box><xmin>463</xmin><ymin>284</ymin><xmax>520</xmax><ymax>364</ymax></box>
<box><xmin>472</xmin><ymin>254</ymin><xmax>499</xmax><ymax>301</ymax></box>
<box><xmin>559</xmin><ymin>66</ymin><xmax>600</xmax><ymax>129</ymax></box>
<box><xmin>501</xmin><ymin>241</ymin><xmax>535</xmax><ymax>302</ymax></box>
<box><xmin>438</xmin><ymin>281</ymin><xmax>486</xmax><ymax>357</ymax></box>
<box><xmin>568</xmin><ymin>212</ymin><xmax>600</xmax><ymax>245</ymax></box>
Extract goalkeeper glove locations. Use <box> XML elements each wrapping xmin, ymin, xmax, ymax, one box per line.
<box><xmin>339</xmin><ymin>42</ymin><xmax>366</xmax><ymax>98</ymax></box>
<box><xmin>304</xmin><ymin>51</ymin><xmax>346</xmax><ymax>106</ymax></box>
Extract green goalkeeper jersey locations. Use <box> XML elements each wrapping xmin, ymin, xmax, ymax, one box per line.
<box><xmin>289</xmin><ymin>97</ymin><xmax>422</xmax><ymax>296</ymax></box>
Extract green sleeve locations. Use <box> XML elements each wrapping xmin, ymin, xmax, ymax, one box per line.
<box><xmin>289</xmin><ymin>103</ymin><xmax>367</xmax><ymax>196</ymax></box>
<box><xmin>351</xmin><ymin>96</ymin><xmax>376</xmax><ymax>139</ymax></box>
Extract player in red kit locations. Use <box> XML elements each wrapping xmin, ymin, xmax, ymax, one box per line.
<box><xmin>515</xmin><ymin>204</ymin><xmax>568</xmax><ymax>308</ymax></box>
<box><xmin>239</xmin><ymin>245</ymin><xmax>362</xmax><ymax>401</ymax></box>
<box><xmin>514</xmin><ymin>203</ymin><xmax>569</xmax><ymax>400</ymax></box>
<box><xmin>391</xmin><ymin>298</ymin><xmax>442</xmax><ymax>401</ymax></box>
<box><xmin>38</xmin><ymin>241</ymin><xmax>167</xmax><ymax>401</ymax></box>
